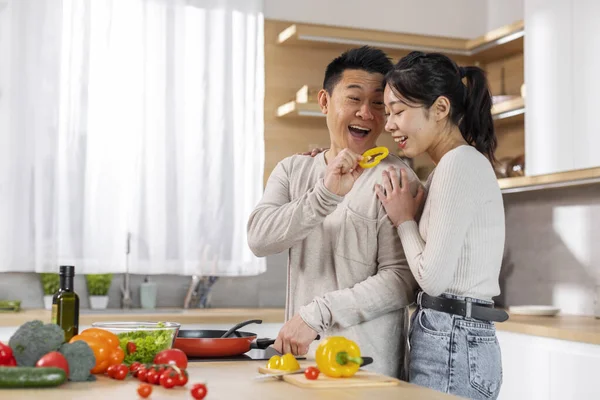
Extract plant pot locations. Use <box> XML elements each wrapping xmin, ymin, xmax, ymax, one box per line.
<box><xmin>43</xmin><ymin>295</ymin><xmax>53</xmax><ymax>310</ymax></box>
<box><xmin>89</xmin><ymin>295</ymin><xmax>109</xmax><ymax>310</ymax></box>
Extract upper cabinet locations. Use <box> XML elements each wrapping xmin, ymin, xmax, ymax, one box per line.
<box><xmin>265</xmin><ymin>17</ymin><xmax>600</xmax><ymax>193</ymax></box>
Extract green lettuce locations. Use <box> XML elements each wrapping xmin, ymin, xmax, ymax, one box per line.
<box><xmin>116</xmin><ymin>322</ymin><xmax>176</xmax><ymax>365</ymax></box>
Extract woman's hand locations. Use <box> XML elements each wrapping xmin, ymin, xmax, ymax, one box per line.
<box><xmin>375</xmin><ymin>167</ymin><xmax>425</xmax><ymax>227</ymax></box>
<box><xmin>297</xmin><ymin>147</ymin><xmax>328</xmax><ymax>157</ymax></box>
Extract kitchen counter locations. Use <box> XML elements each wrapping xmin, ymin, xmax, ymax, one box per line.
<box><xmin>0</xmin><ymin>308</ymin><xmax>285</xmax><ymax>327</ymax></box>
<box><xmin>0</xmin><ymin>360</ymin><xmax>458</xmax><ymax>399</ymax></box>
<box><xmin>498</xmin><ymin>311</ymin><xmax>600</xmax><ymax>345</ymax></box>
<box><xmin>4</xmin><ymin>307</ymin><xmax>600</xmax><ymax>346</ymax></box>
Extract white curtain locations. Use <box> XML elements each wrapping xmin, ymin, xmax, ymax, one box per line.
<box><xmin>0</xmin><ymin>0</ymin><xmax>266</xmax><ymax>276</ymax></box>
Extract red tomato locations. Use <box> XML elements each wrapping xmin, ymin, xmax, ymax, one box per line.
<box><xmin>113</xmin><ymin>364</ymin><xmax>128</xmax><ymax>380</ymax></box>
<box><xmin>146</xmin><ymin>369</ymin><xmax>160</xmax><ymax>385</ymax></box>
<box><xmin>190</xmin><ymin>383</ymin><xmax>208</xmax><ymax>400</ymax></box>
<box><xmin>106</xmin><ymin>364</ymin><xmax>117</xmax><ymax>378</ymax></box>
<box><xmin>176</xmin><ymin>370</ymin><xmax>188</xmax><ymax>386</ymax></box>
<box><xmin>126</xmin><ymin>341</ymin><xmax>137</xmax><ymax>354</ymax></box>
<box><xmin>153</xmin><ymin>348</ymin><xmax>188</xmax><ymax>369</ymax></box>
<box><xmin>129</xmin><ymin>361</ymin><xmax>142</xmax><ymax>373</ymax></box>
<box><xmin>159</xmin><ymin>371</ymin><xmax>176</xmax><ymax>389</ymax></box>
<box><xmin>304</xmin><ymin>366</ymin><xmax>320</xmax><ymax>380</ymax></box>
<box><xmin>137</xmin><ymin>383</ymin><xmax>153</xmax><ymax>398</ymax></box>
<box><xmin>137</xmin><ymin>368</ymin><xmax>148</xmax><ymax>382</ymax></box>
<box><xmin>35</xmin><ymin>351</ymin><xmax>69</xmax><ymax>377</ymax></box>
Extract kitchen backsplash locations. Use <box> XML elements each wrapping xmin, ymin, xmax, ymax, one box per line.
<box><xmin>499</xmin><ymin>184</ymin><xmax>600</xmax><ymax>316</ymax></box>
<box><xmin>2</xmin><ymin>184</ymin><xmax>600</xmax><ymax>316</ymax></box>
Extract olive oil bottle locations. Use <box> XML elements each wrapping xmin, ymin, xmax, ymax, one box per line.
<box><xmin>51</xmin><ymin>265</ymin><xmax>80</xmax><ymax>341</ymax></box>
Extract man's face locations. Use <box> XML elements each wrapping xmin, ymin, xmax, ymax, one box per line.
<box><xmin>318</xmin><ymin>69</ymin><xmax>386</xmax><ymax>155</ymax></box>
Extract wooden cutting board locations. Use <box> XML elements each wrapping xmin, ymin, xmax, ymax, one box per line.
<box><xmin>257</xmin><ymin>366</ymin><xmax>401</xmax><ymax>389</ymax></box>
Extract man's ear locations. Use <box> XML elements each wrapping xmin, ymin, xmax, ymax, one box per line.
<box><xmin>433</xmin><ymin>96</ymin><xmax>451</xmax><ymax>121</ymax></box>
<box><xmin>317</xmin><ymin>89</ymin><xmax>329</xmax><ymax>114</ymax></box>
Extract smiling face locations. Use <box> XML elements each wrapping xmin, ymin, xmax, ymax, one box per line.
<box><xmin>383</xmin><ymin>84</ymin><xmax>439</xmax><ymax>158</ymax></box>
<box><xmin>318</xmin><ymin>69</ymin><xmax>387</xmax><ymax>155</ymax></box>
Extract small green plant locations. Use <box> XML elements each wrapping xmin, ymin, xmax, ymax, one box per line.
<box><xmin>40</xmin><ymin>273</ymin><xmax>60</xmax><ymax>295</ymax></box>
<box><xmin>85</xmin><ymin>274</ymin><xmax>113</xmax><ymax>296</ymax></box>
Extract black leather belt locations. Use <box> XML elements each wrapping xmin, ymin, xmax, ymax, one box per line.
<box><xmin>418</xmin><ymin>292</ymin><xmax>509</xmax><ymax>323</ymax></box>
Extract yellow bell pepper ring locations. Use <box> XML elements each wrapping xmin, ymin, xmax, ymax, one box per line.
<box><xmin>358</xmin><ymin>146</ymin><xmax>389</xmax><ymax>169</ymax></box>
<box><xmin>265</xmin><ymin>353</ymin><xmax>301</xmax><ymax>371</ymax></box>
<box><xmin>315</xmin><ymin>336</ymin><xmax>363</xmax><ymax>378</ymax></box>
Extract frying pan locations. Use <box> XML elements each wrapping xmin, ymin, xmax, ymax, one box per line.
<box><xmin>174</xmin><ymin>319</ymin><xmax>276</xmax><ymax>358</ymax></box>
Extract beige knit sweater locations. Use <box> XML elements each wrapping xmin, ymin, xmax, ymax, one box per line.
<box><xmin>247</xmin><ymin>152</ymin><xmax>421</xmax><ymax>378</ymax></box>
<box><xmin>397</xmin><ymin>145</ymin><xmax>505</xmax><ymax>301</ymax></box>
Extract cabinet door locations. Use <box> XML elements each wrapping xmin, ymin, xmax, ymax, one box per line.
<box><xmin>549</xmin><ymin>340</ymin><xmax>600</xmax><ymax>400</ymax></box>
<box><xmin>496</xmin><ymin>331</ymin><xmax>551</xmax><ymax>400</ymax></box>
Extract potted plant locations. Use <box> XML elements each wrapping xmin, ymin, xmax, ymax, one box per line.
<box><xmin>40</xmin><ymin>273</ymin><xmax>60</xmax><ymax>310</ymax></box>
<box><xmin>85</xmin><ymin>274</ymin><xmax>113</xmax><ymax>309</ymax></box>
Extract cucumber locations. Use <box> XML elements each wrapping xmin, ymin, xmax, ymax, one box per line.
<box><xmin>0</xmin><ymin>367</ymin><xmax>66</xmax><ymax>388</ymax></box>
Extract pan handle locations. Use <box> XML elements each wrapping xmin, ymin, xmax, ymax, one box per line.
<box><xmin>220</xmin><ymin>319</ymin><xmax>263</xmax><ymax>338</ymax></box>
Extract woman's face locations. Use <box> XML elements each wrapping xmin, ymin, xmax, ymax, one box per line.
<box><xmin>383</xmin><ymin>84</ymin><xmax>438</xmax><ymax>158</ymax></box>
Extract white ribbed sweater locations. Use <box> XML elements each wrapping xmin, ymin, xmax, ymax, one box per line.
<box><xmin>397</xmin><ymin>145</ymin><xmax>506</xmax><ymax>301</ymax></box>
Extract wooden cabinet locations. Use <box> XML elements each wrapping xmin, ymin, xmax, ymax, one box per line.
<box><xmin>496</xmin><ymin>330</ymin><xmax>600</xmax><ymax>399</ymax></box>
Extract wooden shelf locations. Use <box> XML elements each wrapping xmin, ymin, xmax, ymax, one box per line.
<box><xmin>276</xmin><ymin>101</ymin><xmax>322</xmax><ymax>118</ymax></box>
<box><xmin>277</xmin><ymin>96</ymin><xmax>525</xmax><ymax>121</ymax></box>
<box><xmin>499</xmin><ymin>167</ymin><xmax>600</xmax><ymax>194</ymax></box>
<box><xmin>492</xmin><ymin>96</ymin><xmax>525</xmax><ymax>121</ymax></box>
<box><xmin>276</xmin><ymin>20</ymin><xmax>523</xmax><ymax>64</ymax></box>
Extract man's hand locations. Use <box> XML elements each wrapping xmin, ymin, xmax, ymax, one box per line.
<box><xmin>324</xmin><ymin>149</ymin><xmax>364</xmax><ymax>196</ymax></box>
<box><xmin>273</xmin><ymin>314</ymin><xmax>318</xmax><ymax>356</ymax></box>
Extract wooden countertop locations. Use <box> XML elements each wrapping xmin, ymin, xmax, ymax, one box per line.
<box><xmin>3</xmin><ymin>307</ymin><xmax>600</xmax><ymax>346</ymax></box>
<box><xmin>0</xmin><ymin>360</ymin><xmax>458</xmax><ymax>399</ymax></box>
<box><xmin>498</xmin><ymin>312</ymin><xmax>600</xmax><ymax>345</ymax></box>
<box><xmin>0</xmin><ymin>308</ymin><xmax>285</xmax><ymax>327</ymax></box>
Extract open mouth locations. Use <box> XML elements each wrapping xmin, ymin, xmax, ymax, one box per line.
<box><xmin>348</xmin><ymin>125</ymin><xmax>371</xmax><ymax>138</ymax></box>
<box><xmin>394</xmin><ymin>135</ymin><xmax>408</xmax><ymax>148</ymax></box>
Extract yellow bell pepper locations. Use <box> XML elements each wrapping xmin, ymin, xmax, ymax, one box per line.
<box><xmin>265</xmin><ymin>353</ymin><xmax>300</xmax><ymax>371</ymax></box>
<box><xmin>358</xmin><ymin>146</ymin><xmax>389</xmax><ymax>169</ymax></box>
<box><xmin>315</xmin><ymin>336</ymin><xmax>363</xmax><ymax>378</ymax></box>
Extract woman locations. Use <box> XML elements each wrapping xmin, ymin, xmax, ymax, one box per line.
<box><xmin>374</xmin><ymin>51</ymin><xmax>507</xmax><ymax>399</ymax></box>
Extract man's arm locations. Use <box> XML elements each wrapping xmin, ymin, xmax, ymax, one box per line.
<box><xmin>247</xmin><ymin>159</ymin><xmax>343</xmax><ymax>257</ymax></box>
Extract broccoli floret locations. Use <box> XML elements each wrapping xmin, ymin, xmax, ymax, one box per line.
<box><xmin>59</xmin><ymin>341</ymin><xmax>96</xmax><ymax>382</ymax></box>
<box><xmin>8</xmin><ymin>320</ymin><xmax>65</xmax><ymax>366</ymax></box>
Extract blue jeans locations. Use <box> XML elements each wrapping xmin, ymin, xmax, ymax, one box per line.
<box><xmin>409</xmin><ymin>293</ymin><xmax>503</xmax><ymax>399</ymax></box>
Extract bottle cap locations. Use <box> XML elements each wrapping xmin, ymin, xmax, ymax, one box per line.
<box><xmin>59</xmin><ymin>265</ymin><xmax>75</xmax><ymax>277</ymax></box>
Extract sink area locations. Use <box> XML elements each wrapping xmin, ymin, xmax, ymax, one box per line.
<box><xmin>80</xmin><ymin>308</ymin><xmax>185</xmax><ymax>315</ymax></box>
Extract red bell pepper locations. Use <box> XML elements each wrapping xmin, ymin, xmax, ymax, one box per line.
<box><xmin>0</xmin><ymin>341</ymin><xmax>17</xmax><ymax>366</ymax></box>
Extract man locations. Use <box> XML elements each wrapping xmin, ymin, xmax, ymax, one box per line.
<box><xmin>247</xmin><ymin>46</ymin><xmax>421</xmax><ymax>379</ymax></box>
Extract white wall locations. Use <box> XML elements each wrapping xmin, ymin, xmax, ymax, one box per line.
<box><xmin>264</xmin><ymin>0</ymin><xmax>488</xmax><ymax>39</ymax></box>
<box><xmin>487</xmin><ymin>0</ymin><xmax>524</xmax><ymax>31</ymax></box>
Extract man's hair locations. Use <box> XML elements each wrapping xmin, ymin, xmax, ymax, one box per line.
<box><xmin>323</xmin><ymin>46</ymin><xmax>393</xmax><ymax>94</ymax></box>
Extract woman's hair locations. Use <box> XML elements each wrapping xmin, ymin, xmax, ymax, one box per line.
<box><xmin>385</xmin><ymin>51</ymin><xmax>497</xmax><ymax>164</ymax></box>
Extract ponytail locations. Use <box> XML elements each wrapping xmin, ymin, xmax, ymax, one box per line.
<box><xmin>460</xmin><ymin>67</ymin><xmax>497</xmax><ymax>164</ymax></box>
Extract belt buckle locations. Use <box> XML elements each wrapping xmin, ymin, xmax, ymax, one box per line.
<box><xmin>465</xmin><ymin>297</ymin><xmax>473</xmax><ymax>318</ymax></box>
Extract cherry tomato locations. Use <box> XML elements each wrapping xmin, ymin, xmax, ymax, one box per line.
<box><xmin>159</xmin><ymin>371</ymin><xmax>176</xmax><ymax>389</ymax></box>
<box><xmin>113</xmin><ymin>364</ymin><xmax>128</xmax><ymax>380</ymax></box>
<box><xmin>190</xmin><ymin>383</ymin><xmax>207</xmax><ymax>399</ymax></box>
<box><xmin>153</xmin><ymin>349</ymin><xmax>188</xmax><ymax>369</ymax></box>
<box><xmin>146</xmin><ymin>369</ymin><xmax>160</xmax><ymax>385</ymax></box>
<box><xmin>127</xmin><ymin>341</ymin><xmax>137</xmax><ymax>355</ymax></box>
<box><xmin>304</xmin><ymin>366</ymin><xmax>320</xmax><ymax>380</ymax></box>
<box><xmin>107</xmin><ymin>364</ymin><xmax>116</xmax><ymax>377</ymax></box>
<box><xmin>176</xmin><ymin>370</ymin><xmax>188</xmax><ymax>386</ymax></box>
<box><xmin>35</xmin><ymin>351</ymin><xmax>70</xmax><ymax>377</ymax></box>
<box><xmin>137</xmin><ymin>383</ymin><xmax>153</xmax><ymax>398</ymax></box>
<box><xmin>129</xmin><ymin>361</ymin><xmax>142</xmax><ymax>373</ymax></box>
<box><xmin>137</xmin><ymin>368</ymin><xmax>148</xmax><ymax>382</ymax></box>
